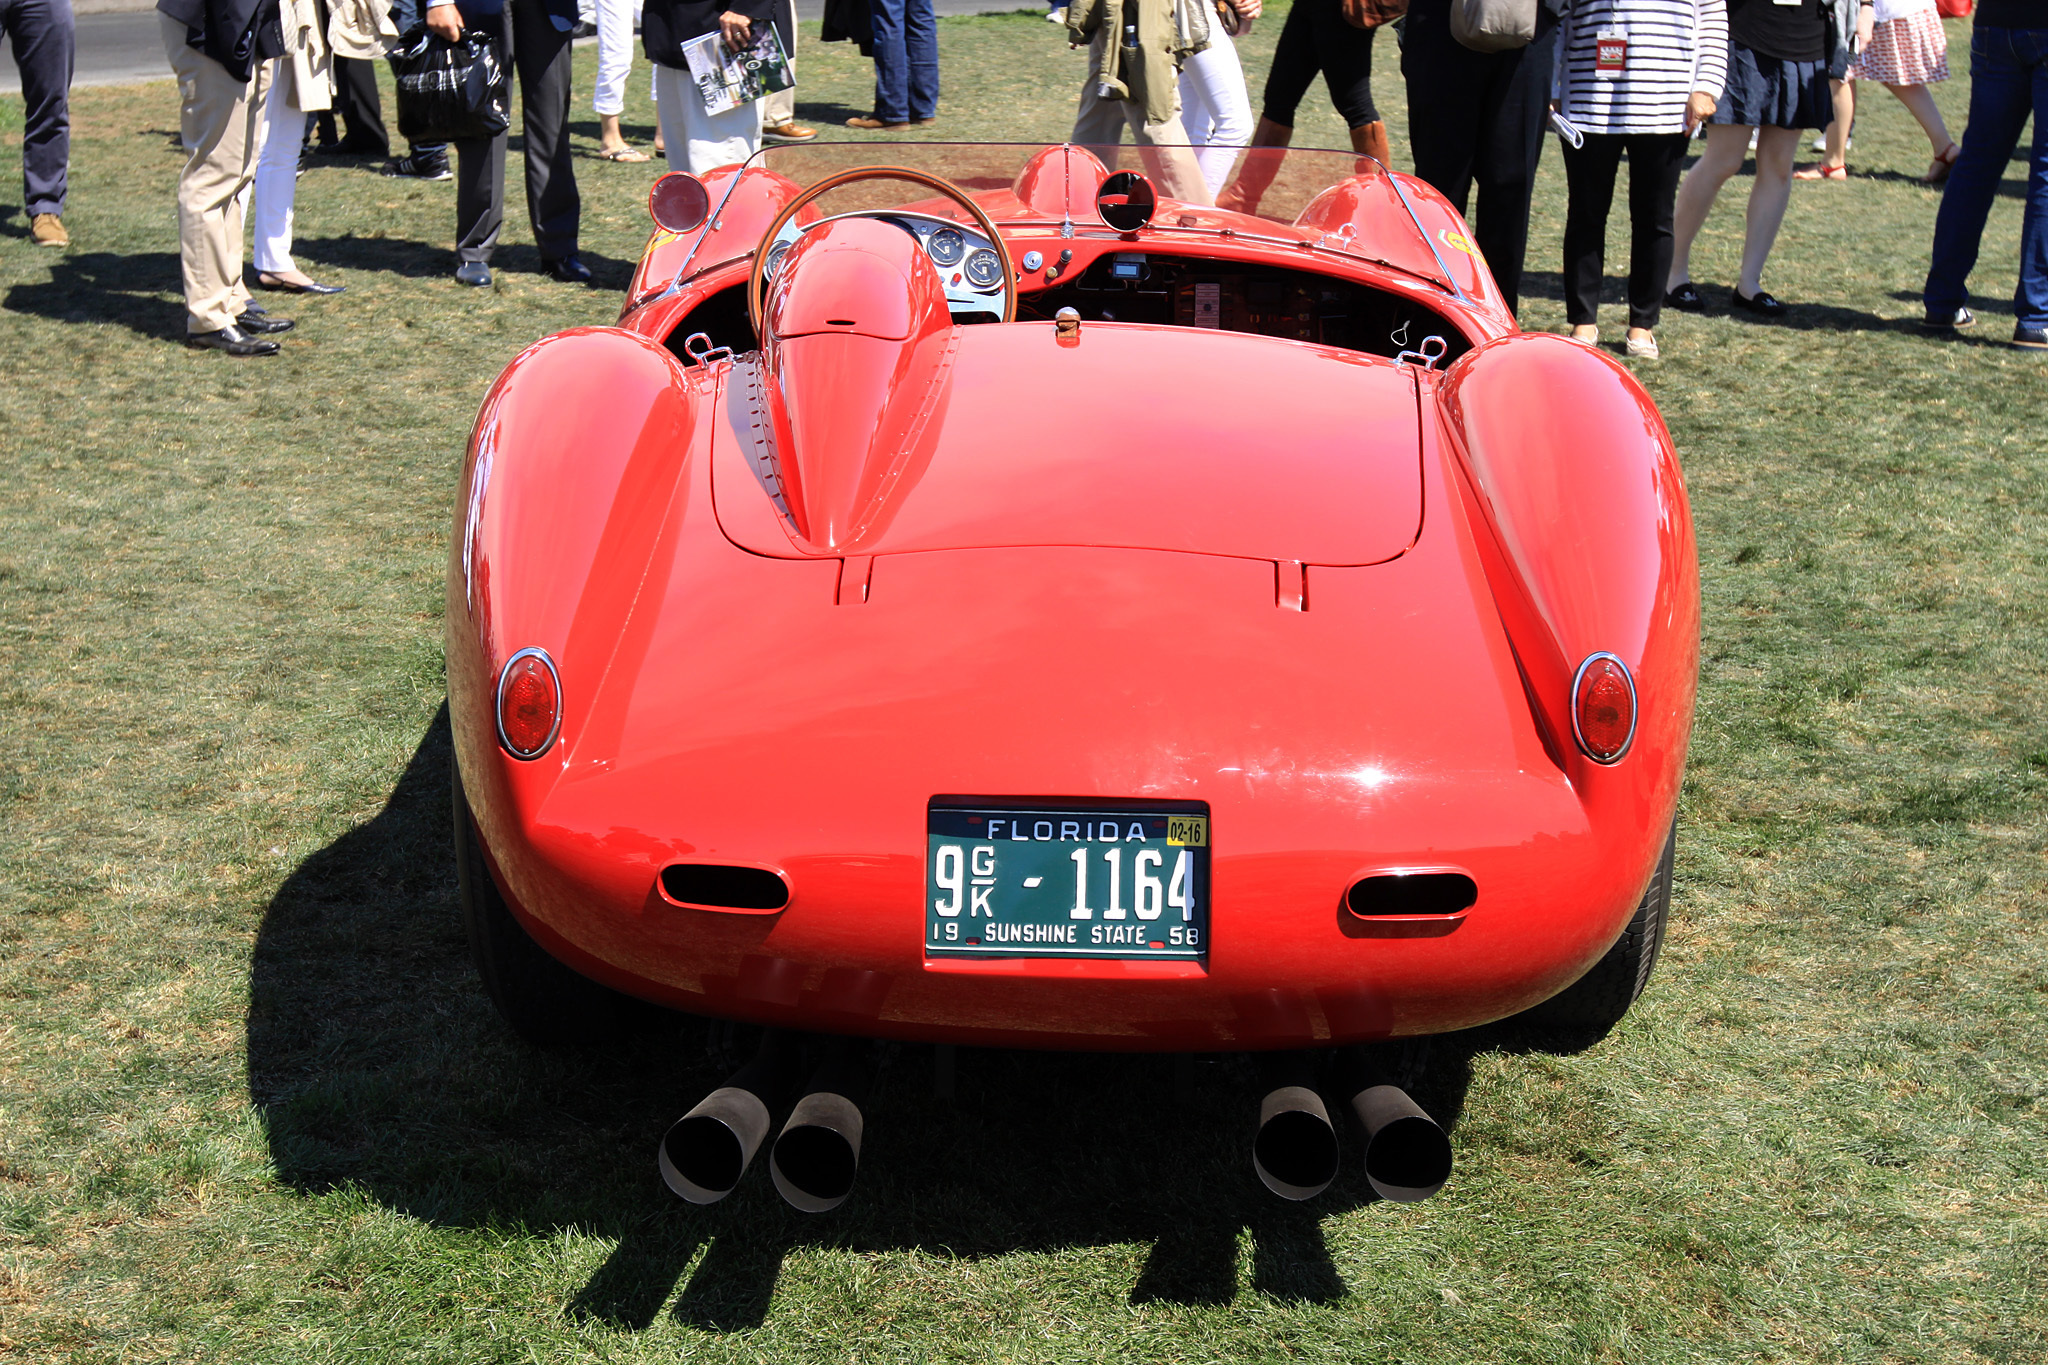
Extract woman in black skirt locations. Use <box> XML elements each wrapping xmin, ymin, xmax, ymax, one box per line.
<box><xmin>1664</xmin><ymin>0</ymin><xmax>1836</xmax><ymax>318</ymax></box>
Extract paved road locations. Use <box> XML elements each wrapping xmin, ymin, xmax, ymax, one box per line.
<box><xmin>2</xmin><ymin>1</ymin><xmax>1040</xmax><ymax>93</ymax></box>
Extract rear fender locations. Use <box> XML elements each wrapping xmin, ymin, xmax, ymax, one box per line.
<box><xmin>1435</xmin><ymin>332</ymin><xmax>1699</xmax><ymax>820</ymax></box>
<box><xmin>446</xmin><ymin>327</ymin><xmax>698</xmax><ymax>837</ymax></box>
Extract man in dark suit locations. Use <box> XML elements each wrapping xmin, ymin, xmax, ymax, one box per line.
<box><xmin>424</xmin><ymin>0</ymin><xmax>586</xmax><ymax>285</ymax></box>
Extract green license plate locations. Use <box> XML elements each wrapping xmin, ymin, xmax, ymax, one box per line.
<box><xmin>925</xmin><ymin>803</ymin><xmax>1210</xmax><ymax>961</ymax></box>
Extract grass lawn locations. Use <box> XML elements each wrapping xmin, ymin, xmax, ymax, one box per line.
<box><xmin>2</xmin><ymin>12</ymin><xmax>2046</xmax><ymax>1363</ymax></box>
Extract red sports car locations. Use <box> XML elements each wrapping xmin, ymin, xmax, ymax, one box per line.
<box><xmin>446</xmin><ymin>142</ymin><xmax>1698</xmax><ymax>1214</ymax></box>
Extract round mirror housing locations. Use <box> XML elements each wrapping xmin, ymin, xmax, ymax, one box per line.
<box><xmin>1096</xmin><ymin>171</ymin><xmax>1156</xmax><ymax>232</ymax></box>
<box><xmin>649</xmin><ymin>172</ymin><xmax>711</xmax><ymax>234</ymax></box>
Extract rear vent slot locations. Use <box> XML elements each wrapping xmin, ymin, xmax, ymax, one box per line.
<box><xmin>660</xmin><ymin>864</ymin><xmax>789</xmax><ymax>911</ymax></box>
<box><xmin>1345</xmin><ymin>873</ymin><xmax>1476</xmax><ymax>919</ymax></box>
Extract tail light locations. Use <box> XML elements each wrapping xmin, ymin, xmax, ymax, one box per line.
<box><xmin>1571</xmin><ymin>653</ymin><xmax>1636</xmax><ymax>763</ymax></box>
<box><xmin>496</xmin><ymin>647</ymin><xmax>562</xmax><ymax>760</ymax></box>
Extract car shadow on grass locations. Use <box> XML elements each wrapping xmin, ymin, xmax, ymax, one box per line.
<box><xmin>248</xmin><ymin>709</ymin><xmax>1602</xmax><ymax>1331</ymax></box>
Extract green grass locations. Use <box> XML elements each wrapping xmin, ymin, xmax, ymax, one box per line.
<box><xmin>3</xmin><ymin>13</ymin><xmax>2046</xmax><ymax>1363</ymax></box>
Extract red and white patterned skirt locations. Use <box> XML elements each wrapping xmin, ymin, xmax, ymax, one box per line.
<box><xmin>1854</xmin><ymin>8</ymin><xmax>1950</xmax><ymax>85</ymax></box>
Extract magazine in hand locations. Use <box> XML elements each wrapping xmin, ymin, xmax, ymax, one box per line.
<box><xmin>682</xmin><ymin>26</ymin><xmax>795</xmax><ymax>116</ymax></box>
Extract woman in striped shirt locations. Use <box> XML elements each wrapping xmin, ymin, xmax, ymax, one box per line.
<box><xmin>1555</xmin><ymin>0</ymin><xmax>1729</xmax><ymax>357</ymax></box>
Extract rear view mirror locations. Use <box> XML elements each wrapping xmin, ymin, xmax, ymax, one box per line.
<box><xmin>1096</xmin><ymin>171</ymin><xmax>1156</xmax><ymax>232</ymax></box>
<box><xmin>649</xmin><ymin>173</ymin><xmax>711</xmax><ymax>233</ymax></box>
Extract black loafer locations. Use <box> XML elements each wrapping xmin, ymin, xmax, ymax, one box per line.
<box><xmin>256</xmin><ymin>273</ymin><xmax>345</xmax><ymax>296</ymax></box>
<box><xmin>187</xmin><ymin>324</ymin><xmax>280</xmax><ymax>356</ymax></box>
<box><xmin>1732</xmin><ymin>288</ymin><xmax>1787</xmax><ymax>319</ymax></box>
<box><xmin>2015</xmin><ymin>324</ymin><xmax>2048</xmax><ymax>350</ymax></box>
<box><xmin>235</xmin><ymin>310</ymin><xmax>295</xmax><ymax>334</ymax></box>
<box><xmin>455</xmin><ymin>261</ymin><xmax>492</xmax><ymax>287</ymax></box>
<box><xmin>541</xmin><ymin>255</ymin><xmax>593</xmax><ymax>285</ymax></box>
<box><xmin>1663</xmin><ymin>282</ymin><xmax>1704</xmax><ymax>313</ymax></box>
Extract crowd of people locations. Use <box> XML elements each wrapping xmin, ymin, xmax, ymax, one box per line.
<box><xmin>0</xmin><ymin>0</ymin><xmax>2042</xmax><ymax>355</ymax></box>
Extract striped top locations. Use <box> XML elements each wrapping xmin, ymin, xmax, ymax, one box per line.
<box><xmin>1555</xmin><ymin>0</ymin><xmax>1730</xmax><ymax>136</ymax></box>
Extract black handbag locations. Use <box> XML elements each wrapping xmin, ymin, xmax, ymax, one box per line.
<box><xmin>389</xmin><ymin>26</ymin><xmax>511</xmax><ymax>143</ymax></box>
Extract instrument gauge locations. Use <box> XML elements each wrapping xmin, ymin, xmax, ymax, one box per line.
<box><xmin>764</xmin><ymin>240</ymin><xmax>792</xmax><ymax>280</ymax></box>
<box><xmin>964</xmin><ymin>247</ymin><xmax>1004</xmax><ymax>290</ymax></box>
<box><xmin>927</xmin><ymin>227</ymin><xmax>966</xmax><ymax>267</ymax></box>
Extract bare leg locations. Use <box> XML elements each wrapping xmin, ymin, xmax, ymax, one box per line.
<box><xmin>1823</xmin><ymin>78</ymin><xmax>1854</xmax><ymax>169</ymax></box>
<box><xmin>1738</xmin><ymin>125</ymin><xmax>1801</xmax><ymax>298</ymax></box>
<box><xmin>1669</xmin><ymin>122</ymin><xmax>1751</xmax><ymax>289</ymax></box>
<box><xmin>1886</xmin><ymin>82</ymin><xmax>1955</xmax><ymax>155</ymax></box>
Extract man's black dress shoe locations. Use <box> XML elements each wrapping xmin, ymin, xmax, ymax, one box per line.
<box><xmin>235</xmin><ymin>310</ymin><xmax>295</xmax><ymax>334</ymax></box>
<box><xmin>314</xmin><ymin>137</ymin><xmax>387</xmax><ymax>157</ymax></box>
<box><xmin>256</xmin><ymin>273</ymin><xmax>345</xmax><ymax>295</ymax></box>
<box><xmin>1732</xmin><ymin>289</ymin><xmax>1788</xmax><ymax>320</ymax></box>
<box><xmin>456</xmin><ymin>261</ymin><xmax>493</xmax><ymax>287</ymax></box>
<box><xmin>187</xmin><ymin>324</ymin><xmax>280</xmax><ymax>357</ymax></box>
<box><xmin>541</xmin><ymin>255</ymin><xmax>593</xmax><ymax>284</ymax></box>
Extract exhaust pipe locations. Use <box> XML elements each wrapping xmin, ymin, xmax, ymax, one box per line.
<box><xmin>658</xmin><ymin>1030</ymin><xmax>799</xmax><ymax>1204</ymax></box>
<box><xmin>1252</xmin><ymin>1054</ymin><xmax>1341</xmax><ymax>1201</ymax></box>
<box><xmin>770</xmin><ymin>1042</ymin><xmax>869</xmax><ymax>1214</ymax></box>
<box><xmin>1350</xmin><ymin>1084</ymin><xmax>1452</xmax><ymax>1202</ymax></box>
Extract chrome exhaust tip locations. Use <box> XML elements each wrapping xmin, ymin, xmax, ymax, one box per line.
<box><xmin>658</xmin><ymin>1031</ymin><xmax>797</xmax><ymax>1204</ymax></box>
<box><xmin>1350</xmin><ymin>1083</ymin><xmax>1452</xmax><ymax>1202</ymax></box>
<box><xmin>1253</xmin><ymin>1083</ymin><xmax>1342</xmax><ymax>1201</ymax></box>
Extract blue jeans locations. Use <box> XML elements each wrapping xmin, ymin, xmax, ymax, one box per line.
<box><xmin>868</xmin><ymin>0</ymin><xmax>938</xmax><ymax>123</ymax></box>
<box><xmin>1924</xmin><ymin>25</ymin><xmax>2048</xmax><ymax>329</ymax></box>
<box><xmin>0</xmin><ymin>0</ymin><xmax>73</xmax><ymax>216</ymax></box>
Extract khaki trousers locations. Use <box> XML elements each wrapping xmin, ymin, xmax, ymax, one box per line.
<box><xmin>1070</xmin><ymin>31</ymin><xmax>1212</xmax><ymax>208</ymax></box>
<box><xmin>162</xmin><ymin>16</ymin><xmax>272</xmax><ymax>333</ymax></box>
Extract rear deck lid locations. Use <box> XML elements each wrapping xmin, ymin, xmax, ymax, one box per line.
<box><xmin>712</xmin><ymin>322</ymin><xmax>1424</xmax><ymax>567</ymax></box>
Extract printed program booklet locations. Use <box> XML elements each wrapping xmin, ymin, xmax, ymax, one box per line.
<box><xmin>682</xmin><ymin>27</ymin><xmax>794</xmax><ymax>116</ymax></box>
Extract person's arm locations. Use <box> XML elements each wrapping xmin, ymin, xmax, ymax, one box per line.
<box><xmin>1855</xmin><ymin>0</ymin><xmax>1875</xmax><ymax>50</ymax></box>
<box><xmin>425</xmin><ymin>1</ymin><xmax>463</xmax><ymax>37</ymax></box>
<box><xmin>1688</xmin><ymin>0</ymin><xmax>1728</xmax><ymax>133</ymax></box>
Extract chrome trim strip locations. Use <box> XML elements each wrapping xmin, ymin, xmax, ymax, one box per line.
<box><xmin>495</xmin><ymin>646</ymin><xmax>563</xmax><ymax>761</ymax></box>
<box><xmin>1570</xmin><ymin>651</ymin><xmax>1638</xmax><ymax>764</ymax></box>
<box><xmin>1384</xmin><ymin>172</ymin><xmax>1469</xmax><ymax>303</ymax></box>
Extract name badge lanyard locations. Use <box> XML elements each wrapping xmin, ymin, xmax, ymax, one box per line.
<box><xmin>1595</xmin><ymin>25</ymin><xmax>1628</xmax><ymax>78</ymax></box>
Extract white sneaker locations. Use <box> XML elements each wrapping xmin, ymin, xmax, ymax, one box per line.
<box><xmin>1625</xmin><ymin>333</ymin><xmax>1660</xmax><ymax>360</ymax></box>
<box><xmin>1047</xmin><ymin>5</ymin><xmax>1067</xmax><ymax>18</ymax></box>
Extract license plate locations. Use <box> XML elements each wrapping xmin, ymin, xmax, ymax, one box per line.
<box><xmin>925</xmin><ymin>802</ymin><xmax>1210</xmax><ymax>961</ymax></box>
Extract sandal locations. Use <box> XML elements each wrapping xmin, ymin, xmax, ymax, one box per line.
<box><xmin>599</xmin><ymin>146</ymin><xmax>651</xmax><ymax>163</ymax></box>
<box><xmin>1793</xmin><ymin>162</ymin><xmax>1848</xmax><ymax>181</ymax></box>
<box><xmin>1923</xmin><ymin>142</ymin><xmax>1960</xmax><ymax>184</ymax></box>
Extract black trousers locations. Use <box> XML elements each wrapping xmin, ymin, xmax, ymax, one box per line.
<box><xmin>1560</xmin><ymin>132</ymin><xmax>1689</xmax><ymax>330</ymax></box>
<box><xmin>454</xmin><ymin>0</ymin><xmax>580</xmax><ymax>264</ymax></box>
<box><xmin>1261</xmin><ymin>0</ymin><xmax>1379</xmax><ymax>130</ymax></box>
<box><xmin>333</xmin><ymin>55</ymin><xmax>389</xmax><ymax>154</ymax></box>
<box><xmin>1401</xmin><ymin>0</ymin><xmax>1555</xmax><ymax>318</ymax></box>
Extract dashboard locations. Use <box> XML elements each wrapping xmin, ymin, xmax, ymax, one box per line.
<box><xmin>1016</xmin><ymin>251</ymin><xmax>1472</xmax><ymax>364</ymax></box>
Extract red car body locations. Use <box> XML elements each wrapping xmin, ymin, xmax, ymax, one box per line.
<box><xmin>446</xmin><ymin>144</ymin><xmax>1699</xmax><ymax>1053</ymax></box>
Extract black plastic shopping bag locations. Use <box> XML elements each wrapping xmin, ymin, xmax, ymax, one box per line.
<box><xmin>389</xmin><ymin>26</ymin><xmax>511</xmax><ymax>143</ymax></box>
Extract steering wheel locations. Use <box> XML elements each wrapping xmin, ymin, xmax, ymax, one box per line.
<box><xmin>747</xmin><ymin>165</ymin><xmax>1018</xmax><ymax>337</ymax></box>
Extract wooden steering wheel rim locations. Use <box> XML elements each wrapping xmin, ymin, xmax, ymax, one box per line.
<box><xmin>746</xmin><ymin>164</ymin><xmax>1019</xmax><ymax>338</ymax></box>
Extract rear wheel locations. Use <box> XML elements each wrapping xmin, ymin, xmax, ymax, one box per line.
<box><xmin>452</xmin><ymin>763</ymin><xmax>638</xmax><ymax>1046</ymax></box>
<box><xmin>1522</xmin><ymin>821</ymin><xmax>1676</xmax><ymax>1032</ymax></box>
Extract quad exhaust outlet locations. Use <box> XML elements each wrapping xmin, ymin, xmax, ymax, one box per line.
<box><xmin>658</xmin><ymin>1032</ymin><xmax>872</xmax><ymax>1213</ymax></box>
<box><xmin>1251</xmin><ymin>1052</ymin><xmax>1452</xmax><ymax>1203</ymax></box>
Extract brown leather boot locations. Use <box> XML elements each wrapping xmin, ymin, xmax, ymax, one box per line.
<box><xmin>1350</xmin><ymin>120</ymin><xmax>1391</xmax><ymax>171</ymax></box>
<box><xmin>1218</xmin><ymin>117</ymin><xmax>1294</xmax><ymax>215</ymax></box>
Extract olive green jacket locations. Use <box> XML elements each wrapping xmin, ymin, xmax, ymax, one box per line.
<box><xmin>1066</xmin><ymin>0</ymin><xmax>1209</xmax><ymax>126</ymax></box>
